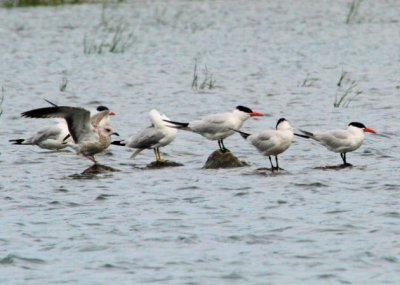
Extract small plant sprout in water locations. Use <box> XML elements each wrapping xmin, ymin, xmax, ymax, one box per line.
<box><xmin>59</xmin><ymin>77</ymin><xmax>68</xmax><ymax>92</ymax></box>
<box><xmin>346</xmin><ymin>0</ymin><xmax>364</xmax><ymax>24</ymax></box>
<box><xmin>334</xmin><ymin>71</ymin><xmax>362</xmax><ymax>108</ymax></box>
<box><xmin>84</xmin><ymin>22</ymin><xmax>135</xmax><ymax>54</ymax></box>
<box><xmin>191</xmin><ymin>60</ymin><xmax>216</xmax><ymax>91</ymax></box>
<box><xmin>84</xmin><ymin>5</ymin><xmax>135</xmax><ymax>55</ymax></box>
<box><xmin>298</xmin><ymin>73</ymin><xmax>319</xmax><ymax>87</ymax></box>
<box><xmin>0</xmin><ymin>87</ymin><xmax>5</xmax><ymax>117</ymax></box>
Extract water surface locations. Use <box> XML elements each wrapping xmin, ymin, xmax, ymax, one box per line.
<box><xmin>0</xmin><ymin>1</ymin><xmax>399</xmax><ymax>284</ymax></box>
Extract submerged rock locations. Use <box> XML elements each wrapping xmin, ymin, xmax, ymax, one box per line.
<box><xmin>147</xmin><ymin>160</ymin><xmax>184</xmax><ymax>169</ymax></box>
<box><xmin>202</xmin><ymin>150</ymin><xmax>248</xmax><ymax>169</ymax></box>
<box><xmin>313</xmin><ymin>164</ymin><xmax>353</xmax><ymax>170</ymax></box>
<box><xmin>81</xmin><ymin>164</ymin><xmax>119</xmax><ymax>174</ymax></box>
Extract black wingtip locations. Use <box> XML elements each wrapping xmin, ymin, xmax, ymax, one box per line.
<box><xmin>9</xmin><ymin>139</ymin><xmax>24</xmax><ymax>144</ymax></box>
<box><xmin>294</xmin><ymin>133</ymin><xmax>310</xmax><ymax>139</ymax></box>
<box><xmin>111</xmin><ymin>140</ymin><xmax>126</xmax><ymax>146</ymax></box>
<box><xmin>230</xmin><ymin>128</ymin><xmax>251</xmax><ymax>139</ymax></box>
<box><xmin>21</xmin><ymin>106</ymin><xmax>59</xmax><ymax>118</ymax></box>
<box><xmin>163</xmin><ymin>119</ymin><xmax>189</xmax><ymax>128</ymax></box>
<box><xmin>296</xmin><ymin>129</ymin><xmax>314</xmax><ymax>138</ymax></box>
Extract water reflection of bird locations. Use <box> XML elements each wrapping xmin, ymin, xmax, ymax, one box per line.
<box><xmin>21</xmin><ymin>105</ymin><xmax>119</xmax><ymax>163</ymax></box>
<box><xmin>10</xmin><ymin>105</ymin><xmax>115</xmax><ymax>151</ymax></box>
<box><xmin>295</xmin><ymin>122</ymin><xmax>376</xmax><ymax>166</ymax></box>
<box><xmin>233</xmin><ymin>118</ymin><xmax>294</xmax><ymax>171</ymax></box>
<box><xmin>163</xmin><ymin>105</ymin><xmax>264</xmax><ymax>152</ymax></box>
<box><xmin>112</xmin><ymin>109</ymin><xmax>177</xmax><ymax>162</ymax></box>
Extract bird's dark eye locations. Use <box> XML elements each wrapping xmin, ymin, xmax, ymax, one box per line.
<box><xmin>106</xmin><ymin>128</ymin><xmax>111</xmax><ymax>132</ymax></box>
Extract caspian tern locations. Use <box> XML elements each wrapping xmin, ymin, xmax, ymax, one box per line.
<box><xmin>295</xmin><ymin>122</ymin><xmax>376</xmax><ymax>166</ymax></box>
<box><xmin>163</xmin><ymin>105</ymin><xmax>264</xmax><ymax>152</ymax></box>
<box><xmin>10</xmin><ymin>105</ymin><xmax>115</xmax><ymax>150</ymax></box>
<box><xmin>21</xmin><ymin>106</ymin><xmax>119</xmax><ymax>163</ymax></box>
<box><xmin>233</xmin><ymin>118</ymin><xmax>293</xmax><ymax>171</ymax></box>
<box><xmin>112</xmin><ymin>109</ymin><xmax>177</xmax><ymax>162</ymax></box>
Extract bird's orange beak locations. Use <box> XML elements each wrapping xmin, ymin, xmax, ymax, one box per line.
<box><xmin>364</xmin><ymin>127</ymin><xmax>376</xmax><ymax>134</ymax></box>
<box><xmin>109</xmin><ymin>111</ymin><xmax>116</xmax><ymax>116</ymax></box>
<box><xmin>250</xmin><ymin>112</ymin><xmax>264</xmax><ymax>117</ymax></box>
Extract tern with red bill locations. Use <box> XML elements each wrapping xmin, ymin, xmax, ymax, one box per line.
<box><xmin>295</xmin><ymin>122</ymin><xmax>376</xmax><ymax>166</ymax></box>
<box><xmin>233</xmin><ymin>118</ymin><xmax>293</xmax><ymax>171</ymax></box>
<box><xmin>21</xmin><ymin>105</ymin><xmax>119</xmax><ymax>164</ymax></box>
<box><xmin>163</xmin><ymin>105</ymin><xmax>264</xmax><ymax>152</ymax></box>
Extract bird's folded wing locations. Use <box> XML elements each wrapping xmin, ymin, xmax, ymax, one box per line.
<box><xmin>125</xmin><ymin>127</ymin><xmax>165</xmax><ymax>149</ymax></box>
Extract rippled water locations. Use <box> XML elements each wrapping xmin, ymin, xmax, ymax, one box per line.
<box><xmin>1</xmin><ymin>1</ymin><xmax>399</xmax><ymax>284</ymax></box>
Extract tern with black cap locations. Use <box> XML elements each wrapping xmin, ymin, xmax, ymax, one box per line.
<box><xmin>163</xmin><ymin>105</ymin><xmax>264</xmax><ymax>152</ymax></box>
<box><xmin>295</xmin><ymin>122</ymin><xmax>376</xmax><ymax>166</ymax></box>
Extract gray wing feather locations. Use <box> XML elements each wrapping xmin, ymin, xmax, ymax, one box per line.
<box><xmin>249</xmin><ymin>131</ymin><xmax>276</xmax><ymax>150</ymax></box>
<box><xmin>125</xmin><ymin>127</ymin><xmax>165</xmax><ymax>149</ymax></box>
<box><xmin>191</xmin><ymin>113</ymin><xmax>233</xmax><ymax>134</ymax></box>
<box><xmin>314</xmin><ymin>130</ymin><xmax>352</xmax><ymax>150</ymax></box>
<box><xmin>22</xmin><ymin>106</ymin><xmax>93</xmax><ymax>143</ymax></box>
<box><xmin>30</xmin><ymin>125</ymin><xmax>64</xmax><ymax>144</ymax></box>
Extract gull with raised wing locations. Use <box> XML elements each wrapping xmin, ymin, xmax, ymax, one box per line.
<box><xmin>112</xmin><ymin>109</ymin><xmax>177</xmax><ymax>162</ymax></box>
<box><xmin>10</xmin><ymin>105</ymin><xmax>115</xmax><ymax>151</ymax></box>
<box><xmin>21</xmin><ymin>105</ymin><xmax>119</xmax><ymax>163</ymax></box>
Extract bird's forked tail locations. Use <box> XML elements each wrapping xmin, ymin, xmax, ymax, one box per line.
<box><xmin>294</xmin><ymin>129</ymin><xmax>314</xmax><ymax>139</ymax></box>
<box><xmin>111</xmin><ymin>140</ymin><xmax>126</xmax><ymax>146</ymax></box>
<box><xmin>231</xmin><ymin>129</ymin><xmax>251</xmax><ymax>140</ymax></box>
<box><xmin>162</xmin><ymin>119</ymin><xmax>190</xmax><ymax>129</ymax></box>
<box><xmin>9</xmin><ymin>139</ymin><xmax>25</xmax><ymax>145</ymax></box>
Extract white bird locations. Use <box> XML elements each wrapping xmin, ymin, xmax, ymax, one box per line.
<box><xmin>10</xmin><ymin>105</ymin><xmax>115</xmax><ymax>151</ymax></box>
<box><xmin>112</xmin><ymin>109</ymin><xmax>177</xmax><ymax>162</ymax></box>
<box><xmin>295</xmin><ymin>122</ymin><xmax>376</xmax><ymax>165</ymax></box>
<box><xmin>233</xmin><ymin>118</ymin><xmax>294</xmax><ymax>171</ymax></box>
<box><xmin>21</xmin><ymin>106</ymin><xmax>119</xmax><ymax>164</ymax></box>
<box><xmin>163</xmin><ymin>105</ymin><xmax>264</xmax><ymax>152</ymax></box>
<box><xmin>9</xmin><ymin>119</ymin><xmax>71</xmax><ymax>150</ymax></box>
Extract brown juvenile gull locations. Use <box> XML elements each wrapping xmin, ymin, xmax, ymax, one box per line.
<box><xmin>22</xmin><ymin>106</ymin><xmax>119</xmax><ymax>163</ymax></box>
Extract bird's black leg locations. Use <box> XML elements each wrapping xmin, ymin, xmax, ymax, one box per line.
<box><xmin>275</xmin><ymin>156</ymin><xmax>280</xmax><ymax>171</ymax></box>
<box><xmin>340</xmin><ymin>152</ymin><xmax>348</xmax><ymax>165</ymax></box>
<box><xmin>343</xmin><ymin>153</ymin><xmax>351</xmax><ymax>166</ymax></box>
<box><xmin>340</xmin><ymin>153</ymin><xmax>351</xmax><ymax>167</ymax></box>
<box><xmin>217</xmin><ymin>139</ymin><xmax>224</xmax><ymax>152</ymax></box>
<box><xmin>268</xmin><ymin>156</ymin><xmax>275</xmax><ymax>171</ymax></box>
<box><xmin>218</xmin><ymin>139</ymin><xmax>228</xmax><ymax>153</ymax></box>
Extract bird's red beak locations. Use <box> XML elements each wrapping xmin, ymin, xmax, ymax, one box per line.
<box><xmin>250</xmin><ymin>112</ymin><xmax>264</xmax><ymax>117</ymax></box>
<box><xmin>109</xmin><ymin>111</ymin><xmax>116</xmax><ymax>116</ymax></box>
<box><xmin>364</xmin><ymin>127</ymin><xmax>376</xmax><ymax>134</ymax></box>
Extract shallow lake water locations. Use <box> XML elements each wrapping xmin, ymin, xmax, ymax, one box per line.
<box><xmin>0</xmin><ymin>1</ymin><xmax>399</xmax><ymax>284</ymax></box>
